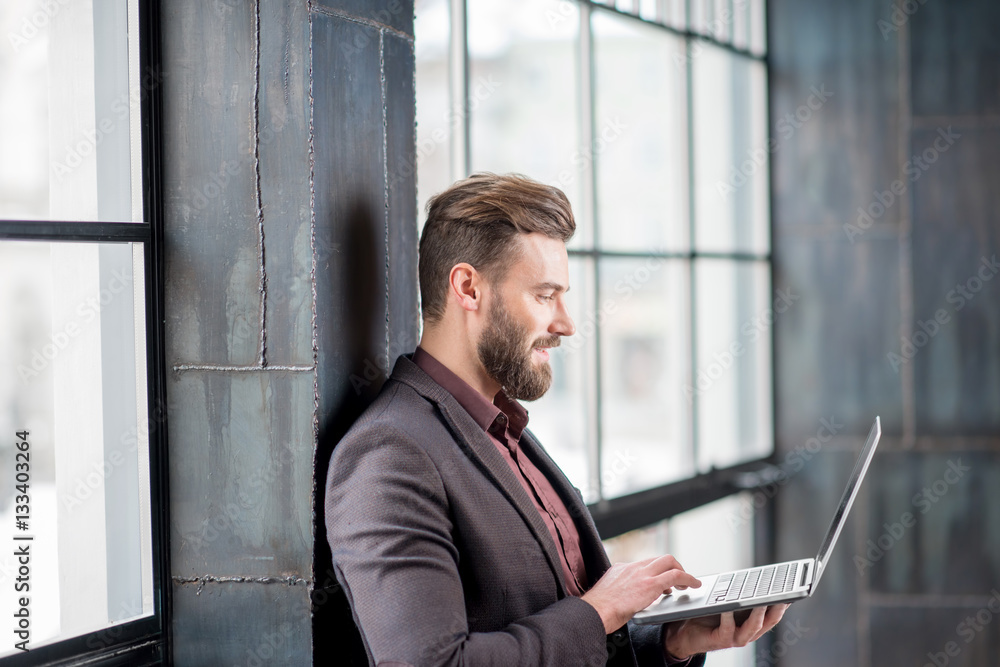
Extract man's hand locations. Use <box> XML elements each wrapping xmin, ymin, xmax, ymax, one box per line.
<box><xmin>582</xmin><ymin>556</ymin><xmax>702</xmax><ymax>634</ymax></box>
<box><xmin>664</xmin><ymin>604</ymin><xmax>790</xmax><ymax>660</ymax></box>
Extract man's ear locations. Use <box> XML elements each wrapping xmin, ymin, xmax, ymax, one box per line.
<box><xmin>448</xmin><ymin>263</ymin><xmax>483</xmax><ymax>313</ymax></box>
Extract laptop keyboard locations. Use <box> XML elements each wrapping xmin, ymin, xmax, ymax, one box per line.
<box><xmin>709</xmin><ymin>562</ymin><xmax>799</xmax><ymax>604</ymax></box>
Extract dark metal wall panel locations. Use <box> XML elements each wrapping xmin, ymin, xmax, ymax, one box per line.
<box><xmin>773</xmin><ymin>449</ymin><xmax>859</xmax><ymax>666</ymax></box>
<box><xmin>866</xmin><ymin>451</ymin><xmax>1000</xmax><ymax>596</ymax></box>
<box><xmin>770</xmin><ymin>0</ymin><xmax>1000</xmax><ymax>665</ymax></box>
<box><xmin>385</xmin><ymin>33</ymin><xmax>420</xmax><ymax>358</ymax></box>
<box><xmin>171</xmin><ymin>581</ymin><xmax>312</xmax><ymax>665</ymax></box>
<box><xmin>309</xmin><ymin>3</ymin><xmax>417</xmax><ymax>663</ymax></box>
<box><xmin>162</xmin><ymin>0</ymin><xmax>261</xmax><ymax>367</ymax></box>
<box><xmin>772</xmin><ymin>234</ymin><xmax>903</xmax><ymax>440</ymax></box>
<box><xmin>870</xmin><ymin>604</ymin><xmax>1000</xmax><ymax>666</ymax></box>
<box><xmin>313</xmin><ymin>0</ymin><xmax>414</xmax><ymax>36</ymax></box>
<box><xmin>911</xmin><ymin>127</ymin><xmax>1000</xmax><ymax>435</ymax></box>
<box><xmin>168</xmin><ymin>370</ymin><xmax>314</xmax><ymax>577</ymax></box>
<box><xmin>312</xmin><ymin>11</ymin><xmax>389</xmax><ymax>425</ymax></box>
<box><xmin>910</xmin><ymin>0</ymin><xmax>1000</xmax><ymax>117</ymax></box>
<box><xmin>162</xmin><ymin>0</ymin><xmax>418</xmax><ymax>663</ymax></box>
<box><xmin>768</xmin><ymin>0</ymin><xmax>900</xmax><ymax>230</ymax></box>
<box><xmin>259</xmin><ymin>0</ymin><xmax>315</xmax><ymax>367</ymax></box>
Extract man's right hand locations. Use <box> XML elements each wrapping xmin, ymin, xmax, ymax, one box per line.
<box><xmin>581</xmin><ymin>555</ymin><xmax>702</xmax><ymax>634</ymax></box>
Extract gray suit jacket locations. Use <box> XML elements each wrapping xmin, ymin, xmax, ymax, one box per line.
<box><xmin>325</xmin><ymin>353</ymin><xmax>707</xmax><ymax>667</ymax></box>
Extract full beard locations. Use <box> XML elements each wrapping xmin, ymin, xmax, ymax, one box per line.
<box><xmin>477</xmin><ymin>295</ymin><xmax>558</xmax><ymax>402</ymax></box>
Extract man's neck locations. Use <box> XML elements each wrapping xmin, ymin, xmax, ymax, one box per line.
<box><xmin>418</xmin><ymin>328</ymin><xmax>501</xmax><ymax>401</ymax></box>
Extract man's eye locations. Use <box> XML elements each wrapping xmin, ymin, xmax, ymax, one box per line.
<box><xmin>539</xmin><ymin>294</ymin><xmax>555</xmax><ymax>302</ymax></box>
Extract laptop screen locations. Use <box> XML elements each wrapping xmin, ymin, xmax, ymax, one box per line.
<box><xmin>813</xmin><ymin>416</ymin><xmax>882</xmax><ymax>588</ymax></box>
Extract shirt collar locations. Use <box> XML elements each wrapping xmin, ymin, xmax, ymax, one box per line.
<box><xmin>412</xmin><ymin>346</ymin><xmax>528</xmax><ymax>441</ymax></box>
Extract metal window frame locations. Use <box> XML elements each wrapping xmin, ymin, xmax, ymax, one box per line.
<box><xmin>445</xmin><ymin>0</ymin><xmax>775</xmax><ymax>540</ymax></box>
<box><xmin>0</xmin><ymin>1</ymin><xmax>170</xmax><ymax>665</ymax></box>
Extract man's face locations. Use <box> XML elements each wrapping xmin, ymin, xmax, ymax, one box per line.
<box><xmin>476</xmin><ymin>233</ymin><xmax>576</xmax><ymax>401</ymax></box>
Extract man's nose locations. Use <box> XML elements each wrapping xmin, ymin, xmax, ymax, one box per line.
<box><xmin>552</xmin><ymin>298</ymin><xmax>575</xmax><ymax>337</ymax></box>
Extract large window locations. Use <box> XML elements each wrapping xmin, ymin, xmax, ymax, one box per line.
<box><xmin>416</xmin><ymin>0</ymin><xmax>770</xmax><ymax>533</ymax></box>
<box><xmin>0</xmin><ymin>1</ymin><xmax>167</xmax><ymax>664</ymax></box>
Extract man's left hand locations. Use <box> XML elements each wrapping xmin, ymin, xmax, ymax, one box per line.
<box><xmin>663</xmin><ymin>604</ymin><xmax>790</xmax><ymax>661</ymax></box>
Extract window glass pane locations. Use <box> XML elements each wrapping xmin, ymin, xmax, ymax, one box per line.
<box><xmin>614</xmin><ymin>0</ymin><xmax>638</xmax><ymax>15</ymax></box>
<box><xmin>667</xmin><ymin>494</ymin><xmax>755</xmax><ymax>667</ymax></box>
<box><xmin>731</xmin><ymin>0</ymin><xmax>750</xmax><ymax>51</ymax></box>
<box><xmin>527</xmin><ymin>257</ymin><xmax>598</xmax><ymax>502</ymax></box>
<box><xmin>669</xmin><ymin>493</ymin><xmax>754</xmax><ymax>580</ymax></box>
<box><xmin>468</xmin><ymin>0</ymin><xmax>589</xmax><ymax>247</ymax></box>
<box><xmin>0</xmin><ymin>239</ymin><xmax>153</xmax><ymax>657</ymax></box>
<box><xmin>749</xmin><ymin>0</ymin><xmax>767</xmax><ymax>56</ymax></box>
<box><xmin>667</xmin><ymin>0</ymin><xmax>687</xmax><ymax>30</ymax></box>
<box><xmin>692</xmin><ymin>44</ymin><xmax>769</xmax><ymax>255</ymax></box>
<box><xmin>593</xmin><ymin>11</ymin><xmax>688</xmax><ymax>254</ymax></box>
<box><xmin>599</xmin><ymin>258</ymin><xmax>692</xmax><ymax>498</ymax></box>
<box><xmin>602</xmin><ymin>516</ymin><xmax>670</xmax><ymax>563</ymax></box>
<box><xmin>694</xmin><ymin>259</ymin><xmax>773</xmax><ymax>471</ymax></box>
<box><xmin>689</xmin><ymin>0</ymin><xmax>711</xmax><ymax>34</ymax></box>
<box><xmin>636</xmin><ymin>0</ymin><xmax>658</xmax><ymax>22</ymax></box>
<box><xmin>604</xmin><ymin>497</ymin><xmax>756</xmax><ymax>667</ymax></box>
<box><xmin>0</xmin><ymin>0</ymin><xmax>144</xmax><ymax>222</ymax></box>
<box><xmin>711</xmin><ymin>0</ymin><xmax>730</xmax><ymax>42</ymax></box>
<box><xmin>414</xmin><ymin>0</ymin><xmax>451</xmax><ymax>231</ymax></box>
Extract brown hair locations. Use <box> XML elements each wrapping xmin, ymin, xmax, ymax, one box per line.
<box><xmin>418</xmin><ymin>172</ymin><xmax>575</xmax><ymax>324</ymax></box>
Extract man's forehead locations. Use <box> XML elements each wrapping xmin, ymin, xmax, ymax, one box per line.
<box><xmin>508</xmin><ymin>234</ymin><xmax>570</xmax><ymax>285</ymax></box>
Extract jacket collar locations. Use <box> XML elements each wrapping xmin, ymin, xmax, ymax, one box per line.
<box><xmin>389</xmin><ymin>353</ymin><xmax>612</xmax><ymax>593</ymax></box>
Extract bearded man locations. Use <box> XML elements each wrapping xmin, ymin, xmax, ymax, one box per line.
<box><xmin>324</xmin><ymin>173</ymin><xmax>787</xmax><ymax>666</ymax></box>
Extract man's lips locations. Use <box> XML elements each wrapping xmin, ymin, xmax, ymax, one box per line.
<box><xmin>533</xmin><ymin>342</ymin><xmax>558</xmax><ymax>361</ymax></box>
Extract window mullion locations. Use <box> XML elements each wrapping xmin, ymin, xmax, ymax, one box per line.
<box><xmin>578</xmin><ymin>2</ymin><xmax>603</xmax><ymax>504</ymax></box>
<box><xmin>448</xmin><ymin>0</ymin><xmax>469</xmax><ymax>179</ymax></box>
<box><xmin>684</xmin><ymin>24</ymin><xmax>701</xmax><ymax>475</ymax></box>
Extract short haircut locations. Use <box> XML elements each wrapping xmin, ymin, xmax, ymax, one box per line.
<box><xmin>418</xmin><ymin>172</ymin><xmax>576</xmax><ymax>324</ymax></box>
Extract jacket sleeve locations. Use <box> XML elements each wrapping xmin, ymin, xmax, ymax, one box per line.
<box><xmin>325</xmin><ymin>429</ymin><xmax>610</xmax><ymax>667</ymax></box>
<box><xmin>629</xmin><ymin>621</ymin><xmax>707</xmax><ymax>667</ymax></box>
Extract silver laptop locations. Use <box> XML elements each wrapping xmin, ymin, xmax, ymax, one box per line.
<box><xmin>634</xmin><ymin>416</ymin><xmax>881</xmax><ymax>625</ymax></box>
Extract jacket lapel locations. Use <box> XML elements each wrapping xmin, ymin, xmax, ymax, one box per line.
<box><xmin>390</xmin><ymin>355</ymin><xmax>570</xmax><ymax>598</ymax></box>
<box><xmin>519</xmin><ymin>428</ymin><xmax>613</xmax><ymax>577</ymax></box>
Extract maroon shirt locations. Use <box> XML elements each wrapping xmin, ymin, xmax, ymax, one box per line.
<box><xmin>413</xmin><ymin>346</ymin><xmax>590</xmax><ymax>597</ymax></box>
